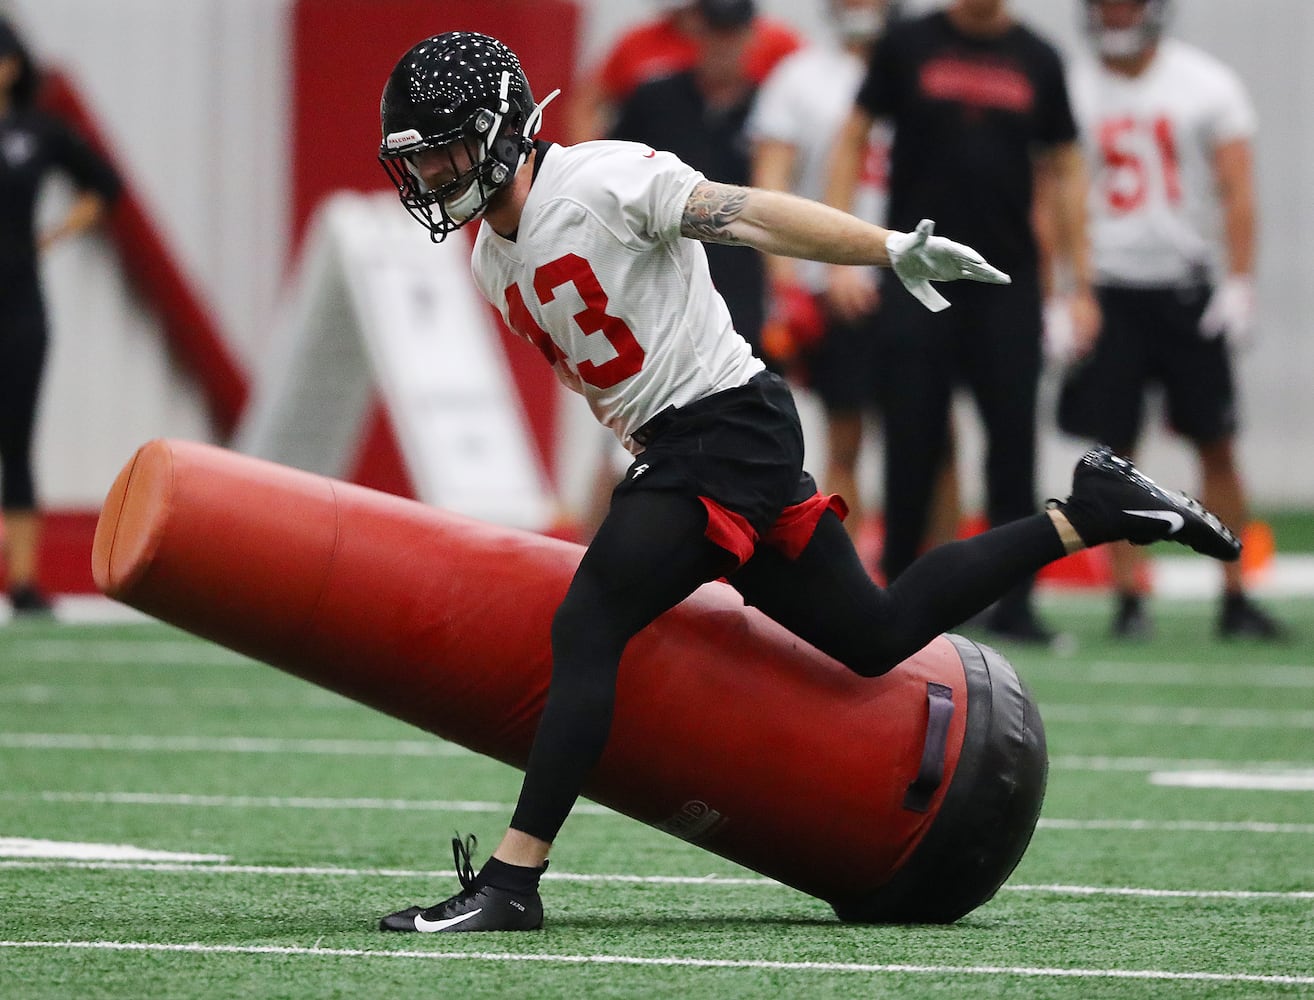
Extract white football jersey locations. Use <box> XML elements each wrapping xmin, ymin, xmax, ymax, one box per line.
<box><xmin>748</xmin><ymin>45</ymin><xmax>890</xmax><ymax>293</ymax></box>
<box><xmin>473</xmin><ymin>141</ymin><xmax>764</xmax><ymax>454</ymax></box>
<box><xmin>1069</xmin><ymin>38</ymin><xmax>1256</xmax><ymax>285</ymax></box>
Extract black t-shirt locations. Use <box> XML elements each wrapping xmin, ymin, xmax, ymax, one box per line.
<box><xmin>0</xmin><ymin>108</ymin><xmax>120</xmax><ymax>280</ymax></box>
<box><xmin>856</xmin><ymin>11</ymin><xmax>1076</xmax><ymax>274</ymax></box>
<box><xmin>610</xmin><ymin>71</ymin><xmax>766</xmax><ymax>352</ymax></box>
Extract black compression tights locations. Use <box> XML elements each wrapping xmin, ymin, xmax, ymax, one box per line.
<box><xmin>508</xmin><ymin>491</ymin><xmax>1066</xmax><ymax>843</ymax></box>
<box><xmin>0</xmin><ymin>317</ymin><xmax>46</xmax><ymax>510</ymax></box>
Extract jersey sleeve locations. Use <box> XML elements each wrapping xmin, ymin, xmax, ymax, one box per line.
<box><xmin>586</xmin><ymin>143</ymin><xmax>705</xmax><ymax>246</ymax></box>
<box><xmin>45</xmin><ymin>116</ymin><xmax>121</xmax><ymax>202</ymax></box>
<box><xmin>1208</xmin><ymin>65</ymin><xmax>1258</xmax><ymax>145</ymax></box>
<box><xmin>747</xmin><ymin>56</ymin><xmax>804</xmax><ymax>144</ymax></box>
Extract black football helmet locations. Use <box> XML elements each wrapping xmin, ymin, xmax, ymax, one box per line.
<box><xmin>378</xmin><ymin>32</ymin><xmax>558</xmax><ymax>241</ymax></box>
<box><xmin>1083</xmin><ymin>0</ymin><xmax>1171</xmax><ymax>59</ymax></box>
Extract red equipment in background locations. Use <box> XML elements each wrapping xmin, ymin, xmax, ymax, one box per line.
<box><xmin>93</xmin><ymin>439</ymin><xmax>1046</xmax><ymax>922</ymax></box>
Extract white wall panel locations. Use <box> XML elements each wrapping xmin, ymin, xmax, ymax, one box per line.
<box><xmin>7</xmin><ymin>0</ymin><xmax>291</xmax><ymax>506</ymax></box>
<box><xmin>6</xmin><ymin>0</ymin><xmax>1312</xmax><ymax>507</ymax></box>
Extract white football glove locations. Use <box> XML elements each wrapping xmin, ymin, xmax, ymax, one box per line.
<box><xmin>885</xmin><ymin>218</ymin><xmax>1012</xmax><ymax>312</ymax></box>
<box><xmin>1199</xmin><ymin>275</ymin><xmax>1256</xmax><ymax>349</ymax></box>
<box><xmin>1043</xmin><ymin>296</ymin><xmax>1078</xmax><ymax>365</ymax></box>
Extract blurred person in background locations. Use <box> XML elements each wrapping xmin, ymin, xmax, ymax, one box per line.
<box><xmin>611</xmin><ymin>0</ymin><xmax>771</xmax><ymax>360</ymax></box>
<box><xmin>749</xmin><ymin>0</ymin><xmax>961</xmax><ymax>560</ymax></box>
<box><xmin>1059</xmin><ymin>0</ymin><xmax>1286</xmax><ymax>640</ymax></box>
<box><xmin>826</xmin><ymin>0</ymin><xmax>1099</xmax><ymax>644</ymax></box>
<box><xmin>0</xmin><ymin>16</ymin><xmax>119</xmax><ymax>616</ymax></box>
<box><xmin>565</xmin><ymin>0</ymin><xmax>801</xmax><ymax>144</ymax></box>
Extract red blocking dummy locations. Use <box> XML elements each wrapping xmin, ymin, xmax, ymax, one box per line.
<box><xmin>93</xmin><ymin>439</ymin><xmax>1046</xmax><ymax>923</ymax></box>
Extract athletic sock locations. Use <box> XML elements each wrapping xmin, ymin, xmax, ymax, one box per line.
<box><xmin>479</xmin><ymin>856</ymin><xmax>546</xmax><ymax>894</ymax></box>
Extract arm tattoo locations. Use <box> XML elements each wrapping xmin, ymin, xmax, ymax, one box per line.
<box><xmin>680</xmin><ymin>182</ymin><xmax>749</xmax><ymax>244</ymax></box>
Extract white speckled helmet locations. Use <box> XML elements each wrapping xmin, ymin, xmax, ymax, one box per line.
<box><xmin>379</xmin><ymin>32</ymin><xmax>557</xmax><ymax>241</ymax></box>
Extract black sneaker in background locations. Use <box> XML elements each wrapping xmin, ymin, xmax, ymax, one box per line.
<box><xmin>1052</xmin><ymin>445</ymin><xmax>1241</xmax><ymax>561</ymax></box>
<box><xmin>984</xmin><ymin>604</ymin><xmax>1058</xmax><ymax>646</ymax></box>
<box><xmin>379</xmin><ymin>835</ymin><xmax>544</xmax><ymax>933</ymax></box>
<box><xmin>1218</xmin><ymin>593</ymin><xmax>1288</xmax><ymax>641</ymax></box>
<box><xmin>9</xmin><ymin>585</ymin><xmax>53</xmax><ymax>616</ymax></box>
<box><xmin>1111</xmin><ymin>592</ymin><xmax>1154</xmax><ymax>640</ymax></box>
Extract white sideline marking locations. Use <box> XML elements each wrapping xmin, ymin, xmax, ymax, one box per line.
<box><xmin>2</xmin><ymin>860</ymin><xmax>1311</xmax><ymax>901</ymax></box>
<box><xmin>1038</xmin><ymin>818</ymin><xmax>1314</xmax><ymax>835</ymax></box>
<box><xmin>1041</xmin><ymin>704</ymin><xmax>1314</xmax><ymax>728</ymax></box>
<box><xmin>0</xmin><ymin>733</ymin><xmax>472</xmax><ymax>757</ymax></box>
<box><xmin>9</xmin><ymin>791</ymin><xmax>1314</xmax><ymax>833</ymax></box>
<box><xmin>0</xmin><ymin>940</ymin><xmax>1309</xmax><ymax>984</ymax></box>
<box><xmin>0</xmin><ymin>838</ymin><xmax>227</xmax><ymax>862</ymax></box>
<box><xmin>0</xmin><ymin>685</ymin><xmax>357</xmax><ymax>709</ymax></box>
<box><xmin>4</xmin><ymin>639</ymin><xmax>254</xmax><ymax>666</ymax></box>
<box><xmin>0</xmin><ymin>860</ymin><xmax>776</xmax><ymax>885</ymax></box>
<box><xmin>1150</xmin><ymin>770</ymin><xmax>1314</xmax><ymax>792</ymax></box>
<box><xmin>1004</xmin><ymin>883</ymin><xmax>1314</xmax><ymax>900</ymax></box>
<box><xmin>1053</xmin><ymin>755</ymin><xmax>1314</xmax><ymax>772</ymax></box>
<box><xmin>0</xmin><ymin>791</ymin><xmax>612</xmax><ymax>816</ymax></box>
<box><xmin>1057</xmin><ymin>662</ymin><xmax>1314</xmax><ymax>689</ymax></box>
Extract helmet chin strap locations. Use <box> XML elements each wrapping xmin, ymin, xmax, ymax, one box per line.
<box><xmin>520</xmin><ymin>89</ymin><xmax>561</xmax><ymax>154</ymax></box>
<box><xmin>443</xmin><ymin>87</ymin><xmax>562</xmax><ymax>224</ymax></box>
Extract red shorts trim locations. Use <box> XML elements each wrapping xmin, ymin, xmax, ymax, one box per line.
<box><xmin>700</xmin><ymin>497</ymin><xmax>758</xmax><ymax>566</ymax></box>
<box><xmin>700</xmin><ymin>492</ymin><xmax>849</xmax><ymax>568</ymax></box>
<box><xmin>764</xmin><ymin>492</ymin><xmax>849</xmax><ymax>559</ymax></box>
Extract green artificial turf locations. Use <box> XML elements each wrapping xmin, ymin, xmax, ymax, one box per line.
<box><xmin>1</xmin><ymin>598</ymin><xmax>1312</xmax><ymax>999</ymax></box>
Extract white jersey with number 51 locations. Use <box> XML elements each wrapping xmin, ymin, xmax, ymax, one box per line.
<box><xmin>472</xmin><ymin>140</ymin><xmax>765</xmax><ymax>454</ymax></box>
<box><xmin>1069</xmin><ymin>37</ymin><xmax>1256</xmax><ymax>286</ymax></box>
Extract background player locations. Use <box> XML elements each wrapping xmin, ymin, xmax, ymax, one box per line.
<box><xmin>1059</xmin><ymin>0</ymin><xmax>1285</xmax><ymax>639</ymax></box>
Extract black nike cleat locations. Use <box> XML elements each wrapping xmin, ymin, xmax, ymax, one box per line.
<box><xmin>379</xmin><ymin>835</ymin><xmax>544</xmax><ymax>933</ymax></box>
<box><xmin>1050</xmin><ymin>445</ymin><xmax>1241</xmax><ymax>561</ymax></box>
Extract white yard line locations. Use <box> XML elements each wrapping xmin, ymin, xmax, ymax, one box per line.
<box><xmin>0</xmin><ymin>791</ymin><xmax>611</xmax><ymax>815</ymax></box>
<box><xmin>0</xmin><ymin>733</ymin><xmax>471</xmax><ymax>757</ymax></box>
<box><xmin>1</xmin><ymin>859</ymin><xmax>1310</xmax><ymax>901</ymax></box>
<box><xmin>1038</xmin><ymin>818</ymin><xmax>1314</xmax><ymax>834</ymax></box>
<box><xmin>1052</xmin><ymin>754</ymin><xmax>1314</xmax><ymax>772</ymax></box>
<box><xmin>1150</xmin><ymin>770</ymin><xmax>1314</xmax><ymax>791</ymax></box>
<box><xmin>0</xmin><ymin>940</ymin><xmax>1309</xmax><ymax>985</ymax></box>
<box><xmin>0</xmin><ymin>685</ymin><xmax>356</xmax><ymax>709</ymax></box>
<box><xmin>1</xmin><ymin>639</ymin><xmax>254</xmax><ymax>666</ymax></box>
<box><xmin>1047</xmin><ymin>662</ymin><xmax>1314</xmax><ymax>689</ymax></box>
<box><xmin>1040</xmin><ymin>704</ymin><xmax>1314</xmax><ymax>728</ymax></box>
<box><xmin>8</xmin><ymin>791</ymin><xmax>1314</xmax><ymax>833</ymax></box>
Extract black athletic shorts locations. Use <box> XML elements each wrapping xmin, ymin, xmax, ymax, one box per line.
<box><xmin>1058</xmin><ymin>283</ymin><xmax>1238</xmax><ymax>450</ymax></box>
<box><xmin>614</xmin><ymin>370</ymin><xmax>845</xmax><ymax>566</ymax></box>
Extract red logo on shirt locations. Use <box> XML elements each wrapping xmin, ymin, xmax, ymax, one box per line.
<box><xmin>919</xmin><ymin>57</ymin><xmax>1035</xmax><ymax>113</ymax></box>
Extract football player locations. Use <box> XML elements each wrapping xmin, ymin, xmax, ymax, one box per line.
<box><xmin>1060</xmin><ymin>0</ymin><xmax>1286</xmax><ymax>639</ymax></box>
<box><xmin>375</xmin><ymin>31</ymin><xmax>1241</xmax><ymax>932</ymax></box>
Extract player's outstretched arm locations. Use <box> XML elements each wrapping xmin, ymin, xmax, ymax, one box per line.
<box><xmin>680</xmin><ymin>181</ymin><xmax>1010</xmax><ymax>312</ymax></box>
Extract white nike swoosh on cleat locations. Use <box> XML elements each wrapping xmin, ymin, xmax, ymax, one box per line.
<box><xmin>1123</xmin><ymin>509</ymin><xmax>1185</xmax><ymax>535</ymax></box>
<box><xmin>413</xmin><ymin>907</ymin><xmax>484</xmax><ymax>932</ymax></box>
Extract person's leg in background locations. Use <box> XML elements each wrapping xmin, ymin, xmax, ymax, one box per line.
<box><xmin>873</xmin><ymin>278</ymin><xmax>955</xmax><ymax>585</ymax></box>
<box><xmin>0</xmin><ymin>293</ymin><xmax>52</xmax><ymax>614</ymax></box>
<box><xmin>958</xmin><ymin>279</ymin><xmax>1051</xmax><ymax>642</ymax></box>
<box><xmin>1157</xmin><ymin>287</ymin><xmax>1289</xmax><ymax>640</ymax></box>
